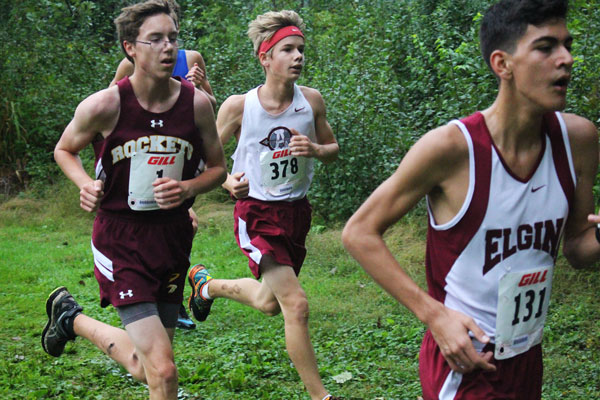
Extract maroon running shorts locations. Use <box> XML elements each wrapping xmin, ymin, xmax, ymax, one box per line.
<box><xmin>91</xmin><ymin>209</ymin><xmax>194</xmax><ymax>308</ymax></box>
<box><xmin>233</xmin><ymin>197</ymin><xmax>312</xmax><ymax>279</ymax></box>
<box><xmin>419</xmin><ymin>329</ymin><xmax>543</xmax><ymax>399</ymax></box>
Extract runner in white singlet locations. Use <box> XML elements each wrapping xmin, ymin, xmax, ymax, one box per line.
<box><xmin>343</xmin><ymin>1</ymin><xmax>599</xmax><ymax>399</ymax></box>
<box><xmin>186</xmin><ymin>10</ymin><xmax>339</xmax><ymax>400</ymax></box>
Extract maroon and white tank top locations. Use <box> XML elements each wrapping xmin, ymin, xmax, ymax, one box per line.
<box><xmin>95</xmin><ymin>76</ymin><xmax>204</xmax><ymax>217</ymax></box>
<box><xmin>425</xmin><ymin>111</ymin><xmax>575</xmax><ymax>359</ymax></box>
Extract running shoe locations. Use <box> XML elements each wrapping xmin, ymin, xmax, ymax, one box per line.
<box><xmin>176</xmin><ymin>303</ymin><xmax>196</xmax><ymax>330</ymax></box>
<box><xmin>41</xmin><ymin>287</ymin><xmax>83</xmax><ymax>357</ymax></box>
<box><xmin>187</xmin><ymin>264</ymin><xmax>214</xmax><ymax>322</ymax></box>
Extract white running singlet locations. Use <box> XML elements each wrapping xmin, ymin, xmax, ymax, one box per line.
<box><xmin>231</xmin><ymin>84</ymin><xmax>316</xmax><ymax>201</ymax></box>
<box><xmin>425</xmin><ymin>111</ymin><xmax>575</xmax><ymax>359</ymax></box>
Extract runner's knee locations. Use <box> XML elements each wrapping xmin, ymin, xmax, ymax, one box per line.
<box><xmin>156</xmin><ymin>361</ymin><xmax>178</xmax><ymax>385</ymax></box>
<box><xmin>281</xmin><ymin>294</ymin><xmax>310</xmax><ymax>324</ymax></box>
<box><xmin>146</xmin><ymin>358</ymin><xmax>178</xmax><ymax>386</ymax></box>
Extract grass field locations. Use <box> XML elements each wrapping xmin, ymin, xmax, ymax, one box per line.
<box><xmin>0</xmin><ymin>183</ymin><xmax>599</xmax><ymax>399</ymax></box>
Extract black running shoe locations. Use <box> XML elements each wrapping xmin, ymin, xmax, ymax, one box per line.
<box><xmin>41</xmin><ymin>287</ymin><xmax>83</xmax><ymax>357</ymax></box>
<box><xmin>176</xmin><ymin>303</ymin><xmax>196</xmax><ymax>330</ymax></box>
<box><xmin>187</xmin><ymin>264</ymin><xmax>214</xmax><ymax>322</ymax></box>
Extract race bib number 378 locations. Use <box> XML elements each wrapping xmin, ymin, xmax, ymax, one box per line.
<box><xmin>495</xmin><ymin>266</ymin><xmax>553</xmax><ymax>360</ymax></box>
<box><xmin>260</xmin><ymin>149</ymin><xmax>307</xmax><ymax>197</ymax></box>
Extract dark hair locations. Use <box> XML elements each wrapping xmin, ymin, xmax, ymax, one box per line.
<box><xmin>114</xmin><ymin>0</ymin><xmax>178</xmax><ymax>63</ymax></box>
<box><xmin>479</xmin><ymin>0</ymin><xmax>568</xmax><ymax>71</ymax></box>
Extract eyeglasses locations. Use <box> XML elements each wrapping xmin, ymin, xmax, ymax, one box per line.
<box><xmin>135</xmin><ymin>38</ymin><xmax>183</xmax><ymax>50</ymax></box>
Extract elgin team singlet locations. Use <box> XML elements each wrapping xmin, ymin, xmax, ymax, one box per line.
<box><xmin>425</xmin><ymin>111</ymin><xmax>575</xmax><ymax>360</ymax></box>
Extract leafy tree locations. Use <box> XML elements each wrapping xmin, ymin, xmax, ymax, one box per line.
<box><xmin>0</xmin><ymin>0</ymin><xmax>124</xmax><ymax>192</ymax></box>
<box><xmin>1</xmin><ymin>0</ymin><xmax>599</xmax><ymax>216</ymax></box>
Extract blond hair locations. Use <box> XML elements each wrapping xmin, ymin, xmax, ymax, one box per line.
<box><xmin>114</xmin><ymin>0</ymin><xmax>179</xmax><ymax>62</ymax></box>
<box><xmin>247</xmin><ymin>10</ymin><xmax>306</xmax><ymax>56</ymax></box>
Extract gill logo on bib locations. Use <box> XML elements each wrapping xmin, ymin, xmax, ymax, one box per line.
<box><xmin>495</xmin><ymin>266</ymin><xmax>553</xmax><ymax>360</ymax></box>
<box><xmin>128</xmin><ymin>152</ymin><xmax>184</xmax><ymax>211</ymax></box>
<box><xmin>259</xmin><ymin>126</ymin><xmax>307</xmax><ymax>197</ymax></box>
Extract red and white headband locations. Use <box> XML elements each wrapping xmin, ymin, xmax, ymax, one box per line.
<box><xmin>258</xmin><ymin>25</ymin><xmax>304</xmax><ymax>54</ymax></box>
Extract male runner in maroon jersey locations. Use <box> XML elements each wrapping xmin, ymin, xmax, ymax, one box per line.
<box><xmin>41</xmin><ymin>1</ymin><xmax>226</xmax><ymax>399</ymax></box>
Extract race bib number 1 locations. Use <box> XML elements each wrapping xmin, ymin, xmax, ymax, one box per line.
<box><xmin>260</xmin><ymin>149</ymin><xmax>307</xmax><ymax>197</ymax></box>
<box><xmin>495</xmin><ymin>266</ymin><xmax>553</xmax><ymax>360</ymax></box>
<box><xmin>128</xmin><ymin>152</ymin><xmax>184</xmax><ymax>211</ymax></box>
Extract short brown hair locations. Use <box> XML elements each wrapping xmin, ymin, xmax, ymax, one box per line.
<box><xmin>114</xmin><ymin>0</ymin><xmax>178</xmax><ymax>62</ymax></box>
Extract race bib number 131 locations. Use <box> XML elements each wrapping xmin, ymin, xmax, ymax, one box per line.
<box><xmin>495</xmin><ymin>266</ymin><xmax>553</xmax><ymax>360</ymax></box>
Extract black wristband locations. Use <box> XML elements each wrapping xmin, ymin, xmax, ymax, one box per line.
<box><xmin>595</xmin><ymin>224</ymin><xmax>600</xmax><ymax>244</ymax></box>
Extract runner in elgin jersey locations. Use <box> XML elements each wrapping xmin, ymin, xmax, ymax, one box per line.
<box><xmin>343</xmin><ymin>0</ymin><xmax>599</xmax><ymax>399</ymax></box>
<box><xmin>187</xmin><ymin>10</ymin><xmax>339</xmax><ymax>400</ymax></box>
<box><xmin>41</xmin><ymin>1</ymin><xmax>226</xmax><ymax>399</ymax></box>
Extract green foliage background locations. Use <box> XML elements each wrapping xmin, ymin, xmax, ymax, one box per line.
<box><xmin>1</xmin><ymin>0</ymin><xmax>599</xmax><ymax>218</ymax></box>
<box><xmin>0</xmin><ymin>2</ymin><xmax>599</xmax><ymax>398</ymax></box>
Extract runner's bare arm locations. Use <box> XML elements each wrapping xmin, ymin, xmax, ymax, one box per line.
<box><xmin>216</xmin><ymin>94</ymin><xmax>245</xmax><ymax>145</ymax></box>
<box><xmin>109</xmin><ymin>58</ymin><xmax>135</xmax><ymax>87</ymax></box>
<box><xmin>153</xmin><ymin>90</ymin><xmax>226</xmax><ymax>209</ymax></box>
<box><xmin>185</xmin><ymin>50</ymin><xmax>216</xmax><ymax>110</ymax></box>
<box><xmin>216</xmin><ymin>94</ymin><xmax>249</xmax><ymax>198</ymax></box>
<box><xmin>343</xmin><ymin>124</ymin><xmax>496</xmax><ymax>374</ymax></box>
<box><xmin>561</xmin><ymin>113</ymin><xmax>600</xmax><ymax>267</ymax></box>
<box><xmin>291</xmin><ymin>87</ymin><xmax>338</xmax><ymax>163</ymax></box>
<box><xmin>54</xmin><ymin>88</ymin><xmax>120</xmax><ymax>211</ymax></box>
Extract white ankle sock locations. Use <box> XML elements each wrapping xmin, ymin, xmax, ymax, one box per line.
<box><xmin>201</xmin><ymin>284</ymin><xmax>212</xmax><ymax>300</ymax></box>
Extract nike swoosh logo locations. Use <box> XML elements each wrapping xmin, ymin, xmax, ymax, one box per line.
<box><xmin>294</xmin><ymin>107</ymin><xmax>305</xmax><ymax>112</ymax></box>
<box><xmin>532</xmin><ymin>185</ymin><xmax>546</xmax><ymax>192</ymax></box>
